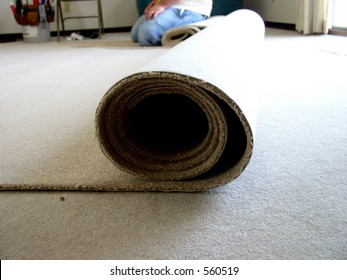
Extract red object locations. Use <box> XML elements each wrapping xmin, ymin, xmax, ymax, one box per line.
<box><xmin>9</xmin><ymin>1</ymin><xmax>16</xmax><ymax>15</ymax></box>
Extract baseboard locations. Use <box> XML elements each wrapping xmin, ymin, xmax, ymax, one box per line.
<box><xmin>265</xmin><ymin>21</ymin><xmax>296</xmax><ymax>31</ymax></box>
<box><xmin>0</xmin><ymin>33</ymin><xmax>20</xmax><ymax>43</ymax></box>
<box><xmin>329</xmin><ymin>28</ymin><xmax>347</xmax><ymax>36</ymax></box>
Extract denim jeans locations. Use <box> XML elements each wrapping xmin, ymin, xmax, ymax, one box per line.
<box><xmin>131</xmin><ymin>8</ymin><xmax>207</xmax><ymax>46</ymax></box>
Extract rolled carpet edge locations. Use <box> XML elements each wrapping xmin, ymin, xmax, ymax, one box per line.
<box><xmin>95</xmin><ymin>71</ymin><xmax>253</xmax><ymax>188</ymax></box>
<box><xmin>161</xmin><ymin>16</ymin><xmax>225</xmax><ymax>47</ymax></box>
<box><xmin>95</xmin><ymin>10</ymin><xmax>264</xmax><ymax>192</ymax></box>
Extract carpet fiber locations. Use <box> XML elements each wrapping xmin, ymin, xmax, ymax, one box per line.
<box><xmin>0</xmin><ymin>15</ymin><xmax>346</xmax><ymax>259</ymax></box>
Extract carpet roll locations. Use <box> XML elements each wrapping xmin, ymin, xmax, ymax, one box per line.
<box><xmin>95</xmin><ymin>10</ymin><xmax>264</xmax><ymax>191</ymax></box>
<box><xmin>161</xmin><ymin>16</ymin><xmax>224</xmax><ymax>47</ymax></box>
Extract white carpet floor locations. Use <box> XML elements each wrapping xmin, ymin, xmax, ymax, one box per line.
<box><xmin>0</xmin><ymin>28</ymin><xmax>346</xmax><ymax>259</ymax></box>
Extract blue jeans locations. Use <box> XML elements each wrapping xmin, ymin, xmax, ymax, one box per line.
<box><xmin>131</xmin><ymin>8</ymin><xmax>207</xmax><ymax>46</ymax></box>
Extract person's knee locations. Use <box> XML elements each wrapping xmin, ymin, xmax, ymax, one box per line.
<box><xmin>131</xmin><ymin>15</ymin><xmax>146</xmax><ymax>43</ymax></box>
<box><xmin>138</xmin><ymin>21</ymin><xmax>162</xmax><ymax>46</ymax></box>
<box><xmin>130</xmin><ymin>27</ymin><xmax>138</xmax><ymax>43</ymax></box>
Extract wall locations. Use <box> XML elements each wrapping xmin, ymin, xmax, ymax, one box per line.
<box><xmin>244</xmin><ymin>0</ymin><xmax>297</xmax><ymax>24</ymax></box>
<box><xmin>0</xmin><ymin>0</ymin><xmax>139</xmax><ymax>34</ymax></box>
<box><xmin>1</xmin><ymin>0</ymin><xmax>298</xmax><ymax>35</ymax></box>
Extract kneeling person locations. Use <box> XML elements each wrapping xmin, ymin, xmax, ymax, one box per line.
<box><xmin>131</xmin><ymin>0</ymin><xmax>213</xmax><ymax>46</ymax></box>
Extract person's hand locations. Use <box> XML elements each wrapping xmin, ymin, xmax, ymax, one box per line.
<box><xmin>144</xmin><ymin>1</ymin><xmax>166</xmax><ymax>20</ymax></box>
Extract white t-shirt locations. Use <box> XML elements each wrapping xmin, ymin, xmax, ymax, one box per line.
<box><xmin>173</xmin><ymin>0</ymin><xmax>213</xmax><ymax>17</ymax></box>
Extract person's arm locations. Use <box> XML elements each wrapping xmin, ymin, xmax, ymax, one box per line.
<box><xmin>144</xmin><ymin>0</ymin><xmax>181</xmax><ymax>20</ymax></box>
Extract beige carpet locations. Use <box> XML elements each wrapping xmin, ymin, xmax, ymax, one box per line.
<box><xmin>0</xmin><ymin>20</ymin><xmax>346</xmax><ymax>258</ymax></box>
<box><xmin>1</xmin><ymin>10</ymin><xmax>264</xmax><ymax>192</ymax></box>
<box><xmin>95</xmin><ymin>10</ymin><xmax>264</xmax><ymax>191</ymax></box>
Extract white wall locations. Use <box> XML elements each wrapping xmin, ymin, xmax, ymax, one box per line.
<box><xmin>1</xmin><ymin>0</ymin><xmax>298</xmax><ymax>35</ymax></box>
<box><xmin>244</xmin><ymin>0</ymin><xmax>297</xmax><ymax>24</ymax></box>
<box><xmin>0</xmin><ymin>0</ymin><xmax>139</xmax><ymax>34</ymax></box>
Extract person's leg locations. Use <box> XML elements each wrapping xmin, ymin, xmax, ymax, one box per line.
<box><xmin>138</xmin><ymin>8</ymin><xmax>206</xmax><ymax>46</ymax></box>
<box><xmin>137</xmin><ymin>8</ymin><xmax>180</xmax><ymax>46</ymax></box>
<box><xmin>175</xmin><ymin>9</ymin><xmax>207</xmax><ymax>27</ymax></box>
<box><xmin>130</xmin><ymin>15</ymin><xmax>146</xmax><ymax>43</ymax></box>
<box><xmin>137</xmin><ymin>8</ymin><xmax>207</xmax><ymax>46</ymax></box>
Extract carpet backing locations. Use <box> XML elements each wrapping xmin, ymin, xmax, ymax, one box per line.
<box><xmin>95</xmin><ymin>10</ymin><xmax>264</xmax><ymax>191</ymax></box>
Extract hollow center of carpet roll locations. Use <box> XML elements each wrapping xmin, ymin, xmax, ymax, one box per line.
<box><xmin>127</xmin><ymin>93</ymin><xmax>209</xmax><ymax>156</ymax></box>
<box><xmin>96</xmin><ymin>72</ymin><xmax>231</xmax><ymax>181</ymax></box>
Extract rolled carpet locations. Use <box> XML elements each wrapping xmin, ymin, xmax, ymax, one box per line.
<box><xmin>95</xmin><ymin>10</ymin><xmax>265</xmax><ymax>191</ymax></box>
<box><xmin>161</xmin><ymin>16</ymin><xmax>225</xmax><ymax>47</ymax></box>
